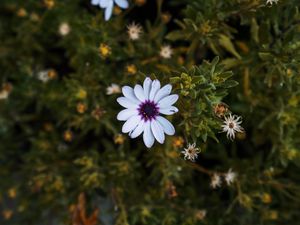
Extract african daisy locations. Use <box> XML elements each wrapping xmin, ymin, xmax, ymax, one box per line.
<box><xmin>91</xmin><ymin>0</ymin><xmax>129</xmax><ymax>21</ymax></box>
<box><xmin>117</xmin><ymin>77</ymin><xmax>179</xmax><ymax>148</ymax></box>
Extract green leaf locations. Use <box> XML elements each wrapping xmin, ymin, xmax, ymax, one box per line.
<box><xmin>165</xmin><ymin>30</ymin><xmax>185</xmax><ymax>41</ymax></box>
<box><xmin>221</xmin><ymin>80</ymin><xmax>239</xmax><ymax>88</ymax></box>
<box><xmin>218</xmin><ymin>34</ymin><xmax>242</xmax><ymax>59</ymax></box>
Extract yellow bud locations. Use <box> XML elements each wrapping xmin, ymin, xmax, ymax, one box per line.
<box><xmin>44</xmin><ymin>0</ymin><xmax>55</xmax><ymax>9</ymax></box>
<box><xmin>114</xmin><ymin>134</ymin><xmax>125</xmax><ymax>144</ymax></box>
<box><xmin>77</xmin><ymin>102</ymin><xmax>87</xmax><ymax>114</ymax></box>
<box><xmin>135</xmin><ymin>0</ymin><xmax>146</xmax><ymax>6</ymax></box>
<box><xmin>113</xmin><ymin>6</ymin><xmax>122</xmax><ymax>15</ymax></box>
<box><xmin>8</xmin><ymin>188</ymin><xmax>17</xmax><ymax>199</ymax></box>
<box><xmin>126</xmin><ymin>64</ymin><xmax>137</xmax><ymax>75</ymax></box>
<box><xmin>261</xmin><ymin>193</ymin><xmax>272</xmax><ymax>204</ymax></box>
<box><xmin>2</xmin><ymin>210</ymin><xmax>13</xmax><ymax>220</ymax></box>
<box><xmin>47</xmin><ymin>69</ymin><xmax>57</xmax><ymax>79</ymax></box>
<box><xmin>76</xmin><ymin>89</ymin><xmax>87</xmax><ymax>99</ymax></box>
<box><xmin>172</xmin><ymin>136</ymin><xmax>184</xmax><ymax>148</ymax></box>
<box><xmin>99</xmin><ymin>43</ymin><xmax>111</xmax><ymax>59</ymax></box>
<box><xmin>17</xmin><ymin>8</ymin><xmax>27</xmax><ymax>17</ymax></box>
<box><xmin>63</xmin><ymin>130</ymin><xmax>73</xmax><ymax>142</ymax></box>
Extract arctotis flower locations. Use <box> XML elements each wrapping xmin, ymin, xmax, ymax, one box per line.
<box><xmin>91</xmin><ymin>0</ymin><xmax>129</xmax><ymax>21</ymax></box>
<box><xmin>117</xmin><ymin>77</ymin><xmax>179</xmax><ymax>148</ymax></box>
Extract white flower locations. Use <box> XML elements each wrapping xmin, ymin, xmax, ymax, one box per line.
<box><xmin>266</xmin><ymin>0</ymin><xmax>279</xmax><ymax>5</ymax></box>
<box><xmin>224</xmin><ymin>168</ymin><xmax>237</xmax><ymax>186</ymax></box>
<box><xmin>107</xmin><ymin>83</ymin><xmax>121</xmax><ymax>95</ymax></box>
<box><xmin>91</xmin><ymin>0</ymin><xmax>129</xmax><ymax>21</ymax></box>
<box><xmin>181</xmin><ymin>143</ymin><xmax>200</xmax><ymax>161</ymax></box>
<box><xmin>37</xmin><ymin>70</ymin><xmax>50</xmax><ymax>83</ymax></box>
<box><xmin>127</xmin><ymin>22</ymin><xmax>143</xmax><ymax>40</ymax></box>
<box><xmin>0</xmin><ymin>90</ymin><xmax>9</xmax><ymax>100</ymax></box>
<box><xmin>160</xmin><ymin>45</ymin><xmax>173</xmax><ymax>59</ymax></box>
<box><xmin>221</xmin><ymin>114</ymin><xmax>244</xmax><ymax>140</ymax></box>
<box><xmin>59</xmin><ymin>22</ymin><xmax>71</xmax><ymax>36</ymax></box>
<box><xmin>210</xmin><ymin>173</ymin><xmax>222</xmax><ymax>189</ymax></box>
<box><xmin>117</xmin><ymin>77</ymin><xmax>179</xmax><ymax>148</ymax></box>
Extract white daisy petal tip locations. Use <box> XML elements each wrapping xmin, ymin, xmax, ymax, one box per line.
<box><xmin>117</xmin><ymin>77</ymin><xmax>178</xmax><ymax>148</ymax></box>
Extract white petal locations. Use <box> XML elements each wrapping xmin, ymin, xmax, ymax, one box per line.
<box><xmin>104</xmin><ymin>1</ymin><xmax>113</xmax><ymax>21</ymax></box>
<box><xmin>158</xmin><ymin>94</ymin><xmax>178</xmax><ymax>108</ymax></box>
<box><xmin>122</xmin><ymin>86</ymin><xmax>140</xmax><ymax>104</ymax></box>
<box><xmin>92</xmin><ymin>0</ymin><xmax>101</xmax><ymax>6</ymax></box>
<box><xmin>129</xmin><ymin>120</ymin><xmax>145</xmax><ymax>138</ymax></box>
<box><xmin>122</xmin><ymin>116</ymin><xmax>140</xmax><ymax>133</ymax></box>
<box><xmin>143</xmin><ymin>122</ymin><xmax>155</xmax><ymax>148</ymax></box>
<box><xmin>117</xmin><ymin>97</ymin><xmax>138</xmax><ymax>109</ymax></box>
<box><xmin>117</xmin><ymin>109</ymin><xmax>137</xmax><ymax>121</ymax></box>
<box><xmin>143</xmin><ymin>77</ymin><xmax>152</xmax><ymax>99</ymax></box>
<box><xmin>154</xmin><ymin>84</ymin><xmax>172</xmax><ymax>102</ymax></box>
<box><xmin>115</xmin><ymin>0</ymin><xmax>129</xmax><ymax>8</ymax></box>
<box><xmin>151</xmin><ymin>120</ymin><xmax>165</xmax><ymax>144</ymax></box>
<box><xmin>159</xmin><ymin>106</ymin><xmax>178</xmax><ymax>115</ymax></box>
<box><xmin>149</xmin><ymin>80</ymin><xmax>161</xmax><ymax>100</ymax></box>
<box><xmin>99</xmin><ymin>0</ymin><xmax>110</xmax><ymax>7</ymax></box>
<box><xmin>156</xmin><ymin>116</ymin><xmax>175</xmax><ymax>135</ymax></box>
<box><xmin>134</xmin><ymin>84</ymin><xmax>146</xmax><ymax>102</ymax></box>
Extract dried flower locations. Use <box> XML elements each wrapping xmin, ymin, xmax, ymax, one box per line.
<box><xmin>106</xmin><ymin>83</ymin><xmax>121</xmax><ymax>95</ymax></box>
<box><xmin>194</xmin><ymin>209</ymin><xmax>207</xmax><ymax>220</ymax></box>
<box><xmin>224</xmin><ymin>168</ymin><xmax>237</xmax><ymax>186</ymax></box>
<box><xmin>181</xmin><ymin>143</ymin><xmax>200</xmax><ymax>161</ymax></box>
<box><xmin>59</xmin><ymin>22</ymin><xmax>71</xmax><ymax>36</ymax></box>
<box><xmin>221</xmin><ymin>114</ymin><xmax>244</xmax><ymax>140</ymax></box>
<box><xmin>213</xmin><ymin>102</ymin><xmax>229</xmax><ymax>118</ymax></box>
<box><xmin>210</xmin><ymin>173</ymin><xmax>222</xmax><ymax>189</ymax></box>
<box><xmin>127</xmin><ymin>22</ymin><xmax>143</xmax><ymax>40</ymax></box>
<box><xmin>91</xmin><ymin>107</ymin><xmax>105</xmax><ymax>120</ymax></box>
<box><xmin>266</xmin><ymin>0</ymin><xmax>279</xmax><ymax>5</ymax></box>
<box><xmin>160</xmin><ymin>45</ymin><xmax>173</xmax><ymax>59</ymax></box>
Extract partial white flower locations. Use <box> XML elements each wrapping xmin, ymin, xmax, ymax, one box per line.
<box><xmin>181</xmin><ymin>143</ymin><xmax>200</xmax><ymax>162</ymax></box>
<box><xmin>37</xmin><ymin>70</ymin><xmax>50</xmax><ymax>83</ymax></box>
<box><xmin>59</xmin><ymin>22</ymin><xmax>71</xmax><ymax>36</ymax></box>
<box><xmin>266</xmin><ymin>0</ymin><xmax>279</xmax><ymax>5</ymax></box>
<box><xmin>107</xmin><ymin>83</ymin><xmax>121</xmax><ymax>95</ymax></box>
<box><xmin>224</xmin><ymin>168</ymin><xmax>237</xmax><ymax>186</ymax></box>
<box><xmin>117</xmin><ymin>77</ymin><xmax>179</xmax><ymax>148</ymax></box>
<box><xmin>210</xmin><ymin>173</ymin><xmax>222</xmax><ymax>189</ymax></box>
<box><xmin>91</xmin><ymin>0</ymin><xmax>129</xmax><ymax>21</ymax></box>
<box><xmin>160</xmin><ymin>45</ymin><xmax>173</xmax><ymax>59</ymax></box>
<box><xmin>0</xmin><ymin>90</ymin><xmax>9</xmax><ymax>100</ymax></box>
<box><xmin>127</xmin><ymin>22</ymin><xmax>143</xmax><ymax>40</ymax></box>
<box><xmin>221</xmin><ymin>114</ymin><xmax>244</xmax><ymax>140</ymax></box>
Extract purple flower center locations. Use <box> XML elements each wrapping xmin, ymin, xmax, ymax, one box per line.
<box><xmin>138</xmin><ymin>100</ymin><xmax>159</xmax><ymax>121</ymax></box>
